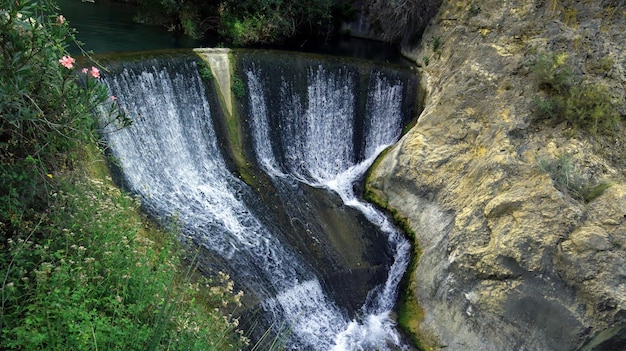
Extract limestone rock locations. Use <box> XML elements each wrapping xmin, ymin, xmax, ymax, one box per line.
<box><xmin>368</xmin><ymin>0</ymin><xmax>626</xmax><ymax>349</ymax></box>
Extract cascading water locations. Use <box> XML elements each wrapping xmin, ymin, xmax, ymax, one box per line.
<box><xmin>243</xmin><ymin>55</ymin><xmax>413</xmax><ymax>350</ymax></box>
<box><xmin>101</xmin><ymin>51</ymin><xmax>418</xmax><ymax>351</ymax></box>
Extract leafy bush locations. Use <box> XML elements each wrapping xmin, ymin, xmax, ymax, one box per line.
<box><xmin>532</xmin><ymin>52</ymin><xmax>572</xmax><ymax>94</ymax></box>
<box><xmin>136</xmin><ymin>0</ymin><xmax>338</xmax><ymax>44</ymax></box>
<box><xmin>198</xmin><ymin>60</ymin><xmax>214</xmax><ymax>80</ymax></box>
<box><xmin>0</xmin><ymin>0</ymin><xmax>129</xmax><ymax>235</ymax></box>
<box><xmin>467</xmin><ymin>2</ymin><xmax>481</xmax><ymax>17</ymax></box>
<box><xmin>531</xmin><ymin>52</ymin><xmax>623</xmax><ymax>136</ymax></box>
<box><xmin>135</xmin><ymin>0</ymin><xmax>217</xmax><ymax>39</ymax></box>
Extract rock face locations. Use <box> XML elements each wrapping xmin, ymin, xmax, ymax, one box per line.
<box><xmin>367</xmin><ymin>0</ymin><xmax>626</xmax><ymax>350</ymax></box>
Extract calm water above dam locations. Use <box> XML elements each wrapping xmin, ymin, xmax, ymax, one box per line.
<box><xmin>57</xmin><ymin>0</ymin><xmax>408</xmax><ymax>64</ymax></box>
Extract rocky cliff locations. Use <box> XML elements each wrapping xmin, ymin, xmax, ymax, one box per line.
<box><xmin>367</xmin><ymin>0</ymin><xmax>626</xmax><ymax>350</ymax></box>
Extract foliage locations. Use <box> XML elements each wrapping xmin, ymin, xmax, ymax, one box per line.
<box><xmin>537</xmin><ymin>153</ymin><xmax>611</xmax><ymax>203</ymax></box>
<box><xmin>135</xmin><ymin>0</ymin><xmax>341</xmax><ymax>44</ymax></box>
<box><xmin>1</xmin><ymin>173</ymin><xmax>248</xmax><ymax>350</ymax></box>
<box><xmin>432</xmin><ymin>36</ymin><xmax>442</xmax><ymax>58</ymax></box>
<box><xmin>531</xmin><ymin>51</ymin><xmax>623</xmax><ymax>136</ymax></box>
<box><xmin>135</xmin><ymin>0</ymin><xmax>219</xmax><ymax>39</ymax></box>
<box><xmin>432</xmin><ymin>37</ymin><xmax>440</xmax><ymax>51</ymax></box>
<box><xmin>198</xmin><ymin>60</ymin><xmax>213</xmax><ymax>80</ymax></box>
<box><xmin>0</xmin><ymin>0</ymin><xmax>129</xmax><ymax>237</ymax></box>
<box><xmin>218</xmin><ymin>0</ymin><xmax>335</xmax><ymax>45</ymax></box>
<box><xmin>532</xmin><ymin>52</ymin><xmax>572</xmax><ymax>94</ymax></box>
<box><xmin>231</xmin><ymin>74</ymin><xmax>246</xmax><ymax>98</ymax></box>
<box><xmin>134</xmin><ymin>0</ymin><xmax>442</xmax><ymax>45</ymax></box>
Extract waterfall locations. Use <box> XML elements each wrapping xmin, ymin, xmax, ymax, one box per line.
<box><xmin>244</xmin><ymin>56</ymin><xmax>413</xmax><ymax>350</ymax></box>
<box><xmin>101</xmin><ymin>52</ymin><xmax>418</xmax><ymax>351</ymax></box>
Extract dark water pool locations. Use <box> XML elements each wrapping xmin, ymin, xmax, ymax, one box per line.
<box><xmin>56</xmin><ymin>0</ymin><xmax>204</xmax><ymax>54</ymax></box>
<box><xmin>56</xmin><ymin>0</ymin><xmax>409</xmax><ymax>64</ymax></box>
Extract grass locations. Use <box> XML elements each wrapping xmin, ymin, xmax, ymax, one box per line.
<box><xmin>537</xmin><ymin>153</ymin><xmax>612</xmax><ymax>203</ymax></box>
<box><xmin>0</xmin><ymin>147</ymin><xmax>248</xmax><ymax>351</ymax></box>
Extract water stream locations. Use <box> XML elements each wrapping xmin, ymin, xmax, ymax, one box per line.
<box><xmin>101</xmin><ymin>52</ymin><xmax>418</xmax><ymax>350</ymax></box>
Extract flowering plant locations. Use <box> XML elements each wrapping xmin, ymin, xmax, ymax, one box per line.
<box><xmin>0</xmin><ymin>2</ymin><xmax>250</xmax><ymax>350</ymax></box>
<box><xmin>0</xmin><ymin>0</ymin><xmax>130</xmax><ymax>226</ymax></box>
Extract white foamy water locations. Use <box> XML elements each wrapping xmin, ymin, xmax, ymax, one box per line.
<box><xmin>246</xmin><ymin>62</ymin><xmax>412</xmax><ymax>350</ymax></box>
<box><xmin>102</xmin><ymin>55</ymin><xmax>416</xmax><ymax>350</ymax></box>
<box><xmin>103</xmin><ymin>59</ymin><xmax>347</xmax><ymax>349</ymax></box>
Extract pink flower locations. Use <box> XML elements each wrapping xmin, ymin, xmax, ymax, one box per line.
<box><xmin>110</xmin><ymin>95</ymin><xmax>116</xmax><ymax>101</ymax></box>
<box><xmin>81</xmin><ymin>68</ymin><xmax>88</xmax><ymax>74</ymax></box>
<box><xmin>59</xmin><ymin>55</ymin><xmax>75</xmax><ymax>69</ymax></box>
<box><xmin>89</xmin><ymin>66</ymin><xmax>100</xmax><ymax>79</ymax></box>
<box><xmin>57</xmin><ymin>15</ymin><xmax>65</xmax><ymax>24</ymax></box>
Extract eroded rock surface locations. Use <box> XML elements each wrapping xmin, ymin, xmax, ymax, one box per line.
<box><xmin>368</xmin><ymin>1</ymin><xmax>626</xmax><ymax>350</ymax></box>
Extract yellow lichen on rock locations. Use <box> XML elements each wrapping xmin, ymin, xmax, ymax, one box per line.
<box><xmin>370</xmin><ymin>0</ymin><xmax>626</xmax><ymax>349</ymax></box>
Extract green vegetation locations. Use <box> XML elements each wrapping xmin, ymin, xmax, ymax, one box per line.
<box><xmin>135</xmin><ymin>0</ymin><xmax>442</xmax><ymax>45</ymax></box>
<box><xmin>198</xmin><ymin>60</ymin><xmax>214</xmax><ymax>80</ymax></box>
<box><xmin>0</xmin><ymin>0</ymin><xmax>127</xmax><ymax>238</ymax></box>
<box><xmin>134</xmin><ymin>0</ymin><xmax>214</xmax><ymax>39</ymax></box>
<box><xmin>531</xmin><ymin>51</ymin><xmax>623</xmax><ymax>136</ymax></box>
<box><xmin>432</xmin><ymin>37</ymin><xmax>441</xmax><ymax>52</ymax></box>
<box><xmin>396</xmin><ymin>256</ymin><xmax>427</xmax><ymax>351</ymax></box>
<box><xmin>218</xmin><ymin>0</ymin><xmax>337</xmax><ymax>45</ymax></box>
<box><xmin>537</xmin><ymin>153</ymin><xmax>612</xmax><ymax>203</ymax></box>
<box><xmin>1</xmin><ymin>1</ymin><xmax>247</xmax><ymax>349</ymax></box>
<box><xmin>1</xmin><ymin>165</ymin><xmax>248</xmax><ymax>350</ymax></box>
<box><xmin>136</xmin><ymin>0</ymin><xmax>342</xmax><ymax>45</ymax></box>
<box><xmin>432</xmin><ymin>37</ymin><xmax>442</xmax><ymax>58</ymax></box>
<box><xmin>231</xmin><ymin>74</ymin><xmax>246</xmax><ymax>99</ymax></box>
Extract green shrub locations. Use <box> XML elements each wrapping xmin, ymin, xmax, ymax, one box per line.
<box><xmin>221</xmin><ymin>13</ymin><xmax>286</xmax><ymax>46</ymax></box>
<box><xmin>531</xmin><ymin>51</ymin><xmax>622</xmax><ymax>136</ymax></box>
<box><xmin>0</xmin><ymin>0</ymin><xmax>129</xmax><ymax>235</ymax></box>
<box><xmin>562</xmin><ymin>83</ymin><xmax>621</xmax><ymax>136</ymax></box>
<box><xmin>135</xmin><ymin>0</ymin><xmax>217</xmax><ymax>39</ymax></box>
<box><xmin>432</xmin><ymin>37</ymin><xmax>441</xmax><ymax>51</ymax></box>
<box><xmin>531</xmin><ymin>52</ymin><xmax>573</xmax><ymax>94</ymax></box>
<box><xmin>218</xmin><ymin>0</ymin><xmax>334</xmax><ymax>45</ymax></box>
<box><xmin>198</xmin><ymin>60</ymin><xmax>214</xmax><ymax>80</ymax></box>
<box><xmin>468</xmin><ymin>3</ymin><xmax>481</xmax><ymax>17</ymax></box>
